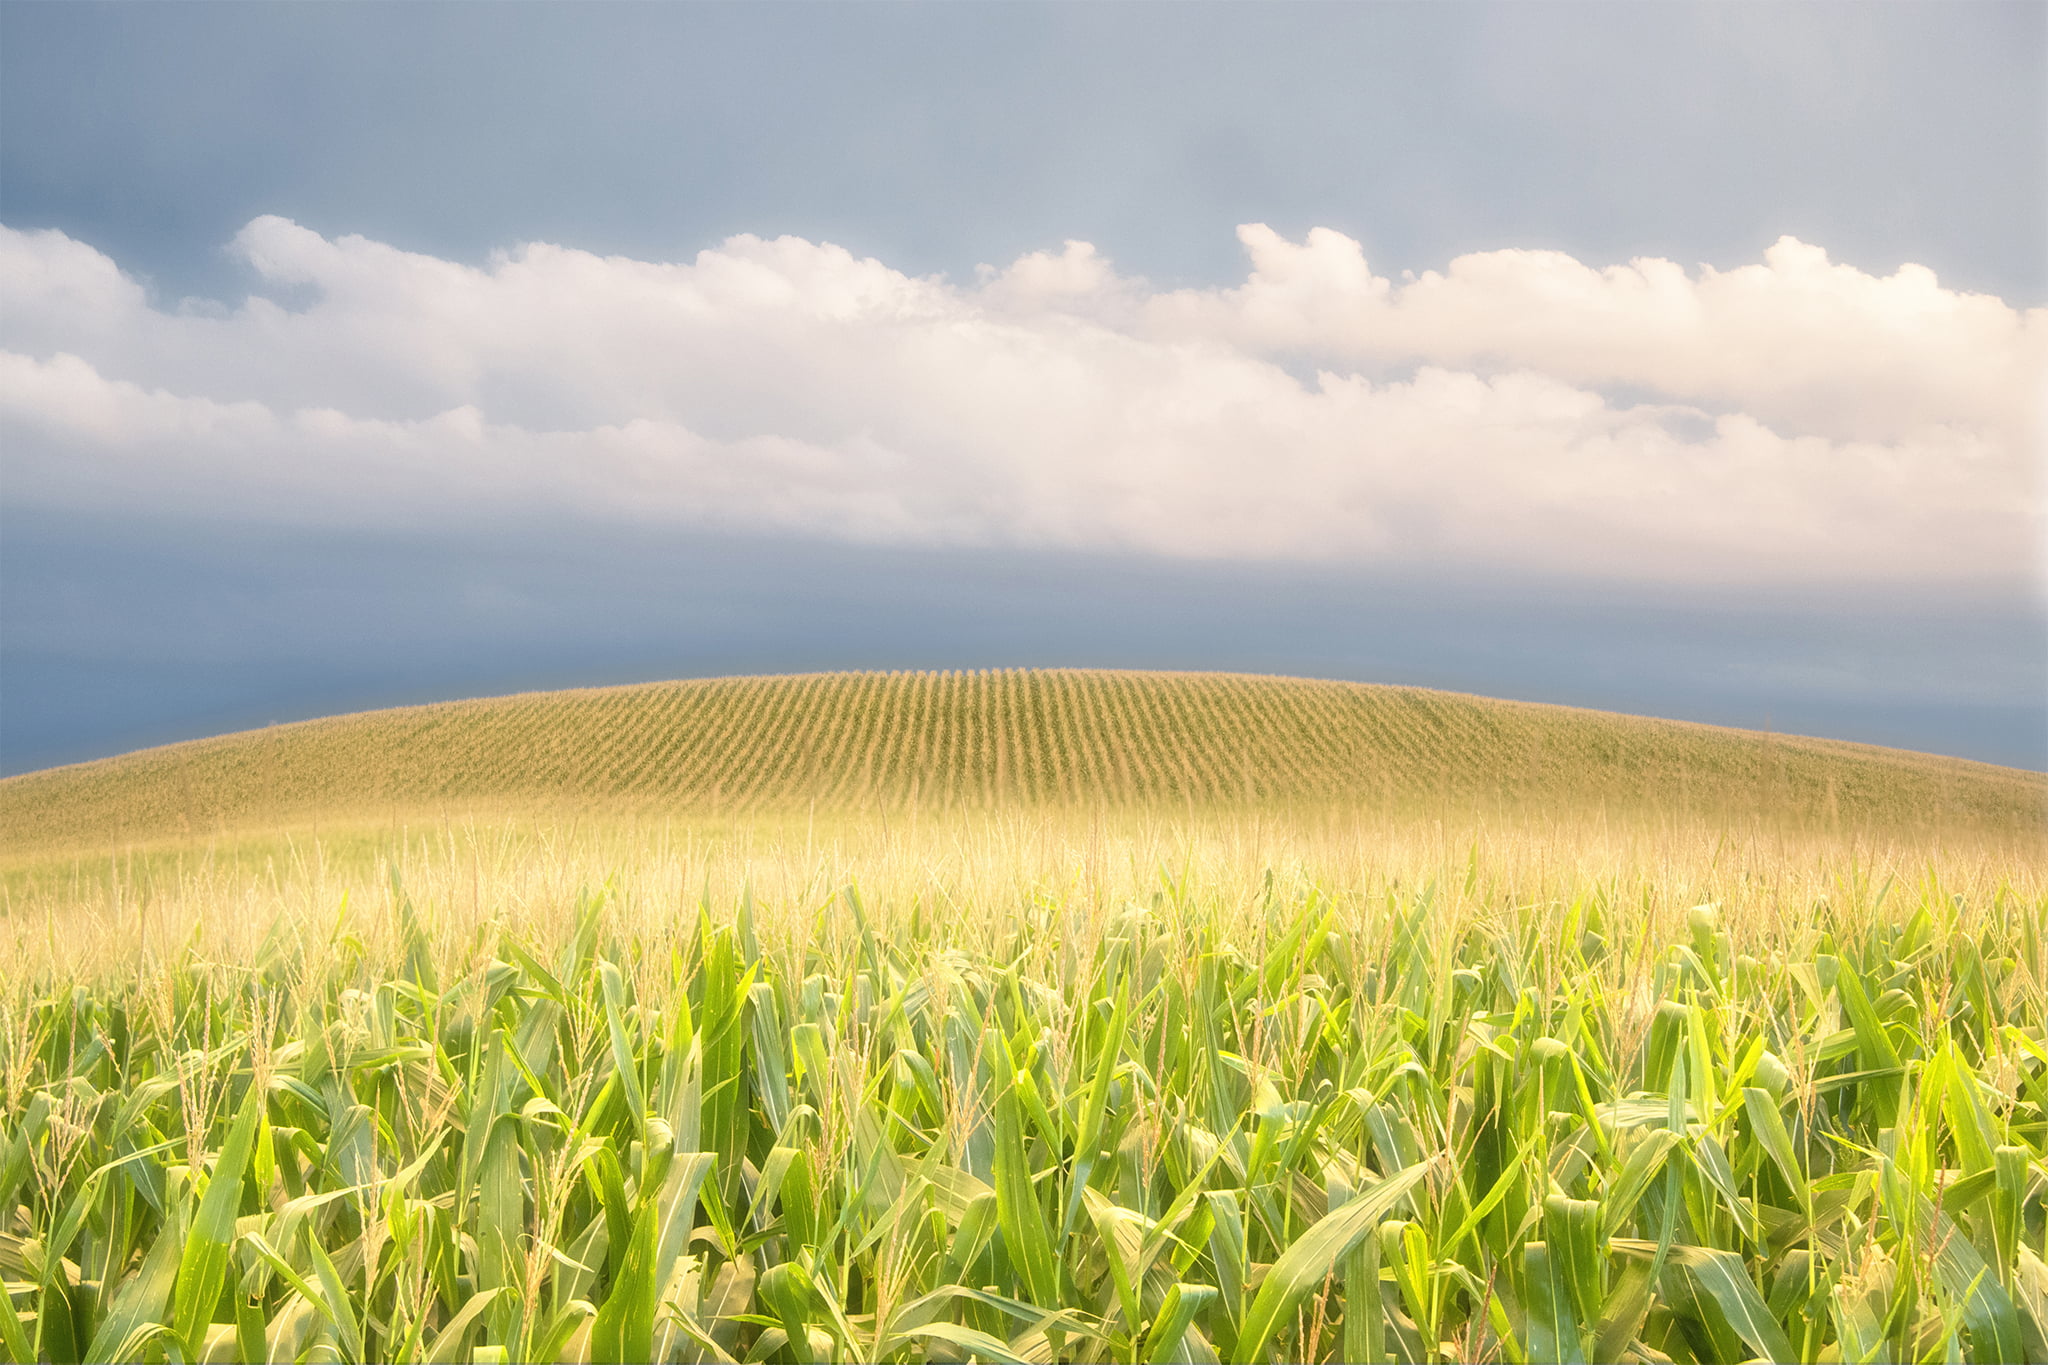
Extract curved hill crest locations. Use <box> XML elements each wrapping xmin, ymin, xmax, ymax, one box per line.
<box><xmin>3</xmin><ymin>669</ymin><xmax>2040</xmax><ymax>849</ymax></box>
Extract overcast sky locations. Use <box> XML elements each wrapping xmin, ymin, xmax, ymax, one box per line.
<box><xmin>3</xmin><ymin>2</ymin><xmax>2043</xmax><ymax>774</ymax></box>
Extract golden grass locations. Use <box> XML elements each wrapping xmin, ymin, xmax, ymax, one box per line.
<box><xmin>5</xmin><ymin>800</ymin><xmax>2040</xmax><ymax>998</ymax></box>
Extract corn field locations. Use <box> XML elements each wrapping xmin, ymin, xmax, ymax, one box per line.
<box><xmin>5</xmin><ymin>866</ymin><xmax>2047</xmax><ymax>1363</ymax></box>
<box><xmin>5</xmin><ymin>671</ymin><xmax>2039</xmax><ymax>850</ymax></box>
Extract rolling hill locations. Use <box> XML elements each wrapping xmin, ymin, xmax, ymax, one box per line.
<box><xmin>3</xmin><ymin>669</ymin><xmax>2040</xmax><ymax>851</ymax></box>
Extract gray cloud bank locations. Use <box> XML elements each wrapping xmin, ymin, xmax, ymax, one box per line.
<box><xmin>4</xmin><ymin>220</ymin><xmax>2039</xmax><ymax>591</ymax></box>
<box><xmin>5</xmin><ymin>509</ymin><xmax>2041</xmax><ymax>777</ymax></box>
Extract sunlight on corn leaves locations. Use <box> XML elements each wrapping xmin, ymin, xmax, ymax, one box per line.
<box><xmin>3</xmin><ymin>880</ymin><xmax>2046</xmax><ymax>1363</ymax></box>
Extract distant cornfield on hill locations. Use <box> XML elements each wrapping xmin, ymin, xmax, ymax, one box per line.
<box><xmin>2</xmin><ymin>670</ymin><xmax>2040</xmax><ymax>851</ymax></box>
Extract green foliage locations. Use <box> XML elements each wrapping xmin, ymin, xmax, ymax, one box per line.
<box><xmin>4</xmin><ymin>877</ymin><xmax>2048</xmax><ymax>1363</ymax></box>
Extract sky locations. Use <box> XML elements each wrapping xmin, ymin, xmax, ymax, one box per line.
<box><xmin>2</xmin><ymin>1</ymin><xmax>2044</xmax><ymax>774</ymax></box>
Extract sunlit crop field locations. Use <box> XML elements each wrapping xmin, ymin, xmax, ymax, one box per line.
<box><xmin>3</xmin><ymin>799</ymin><xmax>2046</xmax><ymax>1363</ymax></box>
<box><xmin>5</xmin><ymin>671</ymin><xmax>2040</xmax><ymax>851</ymax></box>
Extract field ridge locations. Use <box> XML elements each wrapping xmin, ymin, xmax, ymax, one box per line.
<box><xmin>4</xmin><ymin>668</ymin><xmax>2040</xmax><ymax>849</ymax></box>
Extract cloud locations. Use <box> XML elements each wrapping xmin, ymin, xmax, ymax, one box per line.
<box><xmin>0</xmin><ymin>217</ymin><xmax>2038</xmax><ymax>589</ymax></box>
<box><xmin>1143</xmin><ymin>226</ymin><xmax>2037</xmax><ymax>444</ymax></box>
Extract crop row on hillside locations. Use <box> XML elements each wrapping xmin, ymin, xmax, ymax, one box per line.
<box><xmin>2</xmin><ymin>856</ymin><xmax>2044</xmax><ymax>1364</ymax></box>
<box><xmin>4</xmin><ymin>671</ymin><xmax>2040</xmax><ymax>852</ymax></box>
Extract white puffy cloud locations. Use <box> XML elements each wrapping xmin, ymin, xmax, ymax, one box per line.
<box><xmin>0</xmin><ymin>217</ymin><xmax>2038</xmax><ymax>588</ymax></box>
<box><xmin>1143</xmin><ymin>225</ymin><xmax>2039</xmax><ymax>445</ymax></box>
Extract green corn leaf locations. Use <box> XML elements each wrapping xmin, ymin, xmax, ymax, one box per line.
<box><xmin>1012</xmin><ymin>1065</ymin><xmax>1064</xmax><ymax>1155</ymax></box>
<box><xmin>697</xmin><ymin>929</ymin><xmax>755</xmax><ymax>1214</ymax></box>
<box><xmin>1830</xmin><ymin>1249</ymin><xmax>1894</xmax><ymax>1365</ymax></box>
<box><xmin>476</xmin><ymin>1114</ymin><xmax>525</xmax><ymax>1295</ymax></box>
<box><xmin>1542</xmin><ymin>1196</ymin><xmax>1604</xmax><ymax>1332</ymax></box>
<box><xmin>302</xmin><ymin>1222</ymin><xmax>365</xmax><ymax>1363</ymax></box>
<box><xmin>82</xmin><ymin>1209</ymin><xmax>184</xmax><ymax>1364</ymax></box>
<box><xmin>597</xmin><ymin>962</ymin><xmax>647</xmax><ymax>1140</ymax></box>
<box><xmin>1940</xmin><ymin>1043</ymin><xmax>2001</xmax><ymax>1176</ymax></box>
<box><xmin>1741</xmin><ymin>1087</ymin><xmax>1809</xmax><ymax>1212</ymax></box>
<box><xmin>1920</xmin><ymin>1198</ymin><xmax>2023</xmax><ymax>1365</ymax></box>
<box><xmin>0</xmin><ymin>1097</ymin><xmax>49</xmax><ymax>1218</ymax></box>
<box><xmin>1615</xmin><ymin>1243</ymin><xmax>1796</xmax><ymax>1365</ymax></box>
<box><xmin>939</xmin><ymin>1190</ymin><xmax>1001</xmax><ymax>1288</ymax></box>
<box><xmin>326</xmin><ymin>1101</ymin><xmax>379</xmax><ymax>1194</ymax></box>
<box><xmin>1680</xmin><ymin>1247</ymin><xmax>1793</xmax><ymax>1364</ymax></box>
<box><xmin>993</xmin><ymin>1074</ymin><xmax>1060</xmax><ymax>1308</ymax></box>
<box><xmin>652</xmin><ymin>1152</ymin><xmax>717</xmax><ymax>1308</ymax></box>
<box><xmin>779</xmin><ymin>1147</ymin><xmax>820</xmax><ymax>1256</ymax></box>
<box><xmin>1830</xmin><ymin>960</ymin><xmax>1903</xmax><ymax>1121</ymax></box>
<box><xmin>1599</xmin><ymin>1129</ymin><xmax>1682</xmax><ymax>1237</ymax></box>
<box><xmin>1689</xmin><ymin>1132</ymin><xmax>1759</xmax><ymax>1242</ymax></box>
<box><xmin>88</xmin><ymin>1322</ymin><xmax>176</xmax><ymax>1365</ymax></box>
<box><xmin>1936</xmin><ymin>1167</ymin><xmax>1998</xmax><ymax>1218</ymax></box>
<box><xmin>1082</xmin><ymin>1188</ymin><xmax>1143</xmax><ymax>1334</ymax></box>
<box><xmin>1204</xmin><ymin>1190</ymin><xmax>1246</xmax><ymax>1344</ymax></box>
<box><xmin>1235</xmin><ymin>1155</ymin><xmax>1437</xmax><ymax>1363</ymax></box>
<box><xmin>1591</xmin><ymin>1256</ymin><xmax>1657</xmax><ymax>1364</ymax></box>
<box><xmin>590</xmin><ymin>1147</ymin><xmax>632</xmax><ymax>1273</ymax></box>
<box><xmin>476</xmin><ymin>1111</ymin><xmax>528</xmax><ymax>1359</ymax></box>
<box><xmin>1062</xmin><ymin>982</ymin><xmax>1131</xmax><ymax>1242</ymax></box>
<box><xmin>587</xmin><ymin>1191</ymin><xmax>656</xmax><ymax>1365</ymax></box>
<box><xmin>889</xmin><ymin>1320</ymin><xmax>1036</xmax><ymax>1364</ymax></box>
<box><xmin>747</xmin><ymin>982</ymin><xmax>792</xmax><ymax>1138</ymax></box>
<box><xmin>588</xmin><ymin>1150</ymin><xmax>713</xmax><ymax>1365</ymax></box>
<box><xmin>699</xmin><ymin>1255</ymin><xmax>756</xmax><ymax>1360</ymax></box>
<box><xmin>1993</xmin><ymin>1146</ymin><xmax>2027</xmax><ymax>1279</ymax></box>
<box><xmin>238</xmin><ymin>1230</ymin><xmax>342</xmax><ymax>1351</ymax></box>
<box><xmin>170</xmin><ymin>1083</ymin><xmax>264</xmax><ymax>1359</ymax></box>
<box><xmin>1341</xmin><ymin>1207</ymin><xmax>1383</xmax><ymax>1365</ymax></box>
<box><xmin>1523</xmin><ymin>1241</ymin><xmax>1587</xmax><ymax>1365</ymax></box>
<box><xmin>757</xmin><ymin>1262</ymin><xmax>824</xmax><ymax>1364</ymax></box>
<box><xmin>36</xmin><ymin>1278</ymin><xmax>81</xmax><ymax>1365</ymax></box>
<box><xmin>1441</xmin><ymin>1126</ymin><xmax>1543</xmax><ymax>1257</ymax></box>
<box><xmin>423</xmin><ymin>1287</ymin><xmax>507</xmax><ymax>1365</ymax></box>
<box><xmin>0</xmin><ymin>1274</ymin><xmax>34</xmax><ymax>1365</ymax></box>
<box><xmin>1142</xmin><ymin>1282</ymin><xmax>1219</xmax><ymax>1364</ymax></box>
<box><xmin>2013</xmin><ymin>1247</ymin><xmax>2048</xmax><ymax>1362</ymax></box>
<box><xmin>233</xmin><ymin>1291</ymin><xmax>266</xmax><ymax>1365</ymax></box>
